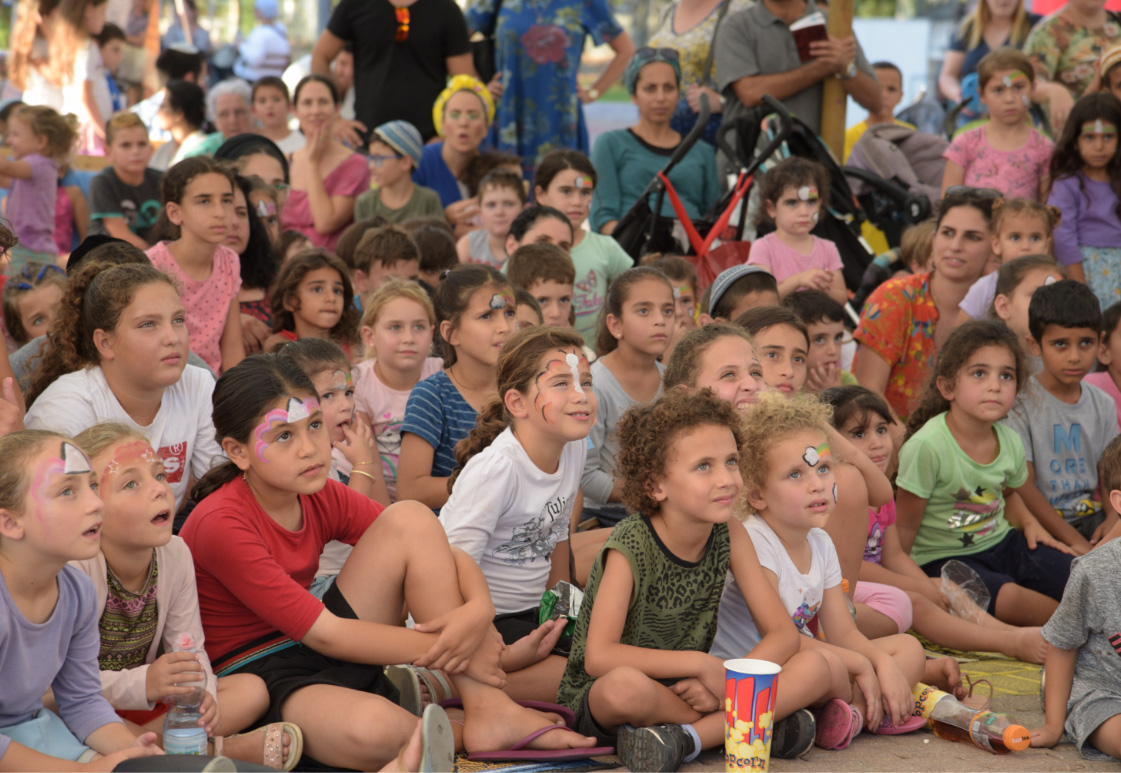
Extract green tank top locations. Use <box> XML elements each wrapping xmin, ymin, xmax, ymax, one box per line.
<box><xmin>557</xmin><ymin>514</ymin><xmax>731</xmax><ymax>709</ymax></box>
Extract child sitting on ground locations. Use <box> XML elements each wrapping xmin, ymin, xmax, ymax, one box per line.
<box><xmin>1</xmin><ymin>262</ymin><xmax>66</xmax><ymax>348</ymax></box>
<box><xmin>265</xmin><ymin>249</ymin><xmax>360</xmax><ymax>357</ymax></box>
<box><xmin>641</xmin><ymin>254</ymin><xmax>698</xmax><ymax>361</ymax></box>
<box><xmin>1087</xmin><ymin>302</ymin><xmax>1121</xmax><ymax>430</ymax></box>
<box><xmin>1002</xmin><ymin>279</ymin><xmax>1119</xmax><ymax>552</ymax></box>
<box><xmin>410</xmin><ymin>224</ymin><xmax>459</xmax><ymax>289</ymax></box>
<box><xmin>747</xmin><ymin>157</ymin><xmax>847</xmax><ymax>305</ymax></box>
<box><xmin>251</xmin><ymin>76</ymin><xmax>304</xmax><ymax>155</ymax></box>
<box><xmin>506</xmin><ymin>243</ymin><xmax>575</xmax><ymax>329</ymax></box>
<box><xmin>352</xmin><ymin>225</ymin><xmax>421</xmax><ymax>296</ymax></box>
<box><xmin>457</xmin><ymin>169</ymin><xmax>526</xmax><ymax>268</ymax></box>
<box><xmin>700</xmin><ymin>265</ymin><xmax>780</xmax><ymax>325</ymax></box>
<box><xmin>783</xmin><ymin>290</ymin><xmax>858</xmax><ymax>393</ymax></box>
<box><xmin>557</xmin><ymin>390</ymin><xmax>804</xmax><ymax>772</ymax></box>
<box><xmin>514</xmin><ymin>289</ymin><xmax>542</xmax><ymax>330</ymax></box>
<box><xmin>1031</xmin><ymin>433</ymin><xmax>1121</xmax><ymax>759</ymax></box>
<box><xmin>355</xmin><ymin>121</ymin><xmax>442</xmax><ymax>225</ymax></box>
<box><xmin>88</xmin><ymin>113</ymin><xmax>164</xmax><ymax>249</ymax></box>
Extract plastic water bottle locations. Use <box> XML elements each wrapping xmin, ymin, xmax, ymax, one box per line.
<box><xmin>912</xmin><ymin>683</ymin><xmax>1029</xmax><ymax>754</ymax></box>
<box><xmin>162</xmin><ymin>633</ymin><xmax>207</xmax><ymax>755</ymax></box>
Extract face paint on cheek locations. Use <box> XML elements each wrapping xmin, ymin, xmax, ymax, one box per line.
<box><xmin>30</xmin><ymin>456</ymin><xmax>67</xmax><ymax>524</ymax></box>
<box><xmin>1021</xmin><ymin>94</ymin><xmax>1030</xmax><ymax>107</ymax></box>
<box><xmin>833</xmin><ymin>482</ymin><xmax>838</xmax><ymax>503</ymax></box>
<box><xmin>811</xmin><ymin>211</ymin><xmax>819</xmax><ymax>224</ymax></box>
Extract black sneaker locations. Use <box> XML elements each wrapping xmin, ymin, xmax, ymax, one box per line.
<box><xmin>617</xmin><ymin>723</ymin><xmax>693</xmax><ymax>772</ymax></box>
<box><xmin>771</xmin><ymin>708</ymin><xmax>816</xmax><ymax>759</ymax></box>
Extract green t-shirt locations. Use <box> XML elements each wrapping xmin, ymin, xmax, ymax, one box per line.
<box><xmin>354</xmin><ymin>183</ymin><xmax>444</xmax><ymax>225</ymax></box>
<box><xmin>570</xmin><ymin>232</ymin><xmax>633</xmax><ymax>346</ymax></box>
<box><xmin>556</xmin><ymin>514</ymin><xmax>730</xmax><ymax>711</ymax></box>
<box><xmin>895</xmin><ymin>412</ymin><xmax>1028</xmax><ymax>567</ymax></box>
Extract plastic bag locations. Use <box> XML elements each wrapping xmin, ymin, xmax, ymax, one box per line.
<box><xmin>538</xmin><ymin>581</ymin><xmax>583</xmax><ymax>638</ymax></box>
<box><xmin>940</xmin><ymin>560</ymin><xmax>990</xmax><ymax>625</ymax></box>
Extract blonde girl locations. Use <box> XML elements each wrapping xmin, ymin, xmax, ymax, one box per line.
<box><xmin>0</xmin><ymin>106</ymin><xmax>78</xmax><ymax>271</ymax></box>
<box><xmin>354</xmin><ymin>279</ymin><xmax>442</xmax><ymax>501</ymax></box>
<box><xmin>397</xmin><ymin>265</ymin><xmax>516</xmax><ymax>511</ymax></box>
<box><xmin>50</xmin><ymin>0</ymin><xmax>108</xmax><ymax>154</ymax></box>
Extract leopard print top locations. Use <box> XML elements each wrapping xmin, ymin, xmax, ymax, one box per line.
<box><xmin>557</xmin><ymin>514</ymin><xmax>731</xmax><ymax>709</ymax></box>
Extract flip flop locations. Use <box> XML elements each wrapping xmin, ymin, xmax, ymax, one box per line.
<box><xmin>960</xmin><ymin>674</ymin><xmax>993</xmax><ymax>713</ymax></box>
<box><xmin>870</xmin><ymin>714</ymin><xmax>925</xmax><ymax>735</ymax></box>
<box><xmin>813</xmin><ymin>699</ymin><xmax>854</xmax><ymax>750</ymax></box>
<box><xmin>438</xmin><ymin>698</ymin><xmax>577</xmax><ymax>730</ymax></box>
<box><xmin>466</xmin><ymin>724</ymin><xmax>614</xmax><ymax>762</ymax></box>
<box><xmin>418</xmin><ymin>705</ymin><xmax>455</xmax><ymax>773</ymax></box>
<box><xmin>386</xmin><ymin>665</ymin><xmax>454</xmax><ymax>717</ymax></box>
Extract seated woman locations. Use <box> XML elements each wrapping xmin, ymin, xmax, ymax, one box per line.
<box><xmin>590</xmin><ymin>48</ymin><xmax>720</xmax><ymax>237</ymax></box>
<box><xmin>150</xmin><ymin>80</ymin><xmax>209</xmax><ymax>172</ymax></box>
<box><xmin>280</xmin><ymin>75</ymin><xmax>370</xmax><ymax>251</ymax></box>
<box><xmin>852</xmin><ymin>187</ymin><xmax>999</xmax><ymax>422</ymax></box>
<box><xmin>413</xmin><ymin>76</ymin><xmax>493</xmax><ymax>239</ymax></box>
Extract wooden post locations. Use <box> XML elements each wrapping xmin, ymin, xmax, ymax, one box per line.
<box><xmin>819</xmin><ymin>0</ymin><xmax>854</xmax><ymax>161</ymax></box>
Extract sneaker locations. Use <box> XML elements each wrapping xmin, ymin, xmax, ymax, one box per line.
<box><xmin>617</xmin><ymin>723</ymin><xmax>692</xmax><ymax>772</ymax></box>
<box><xmin>771</xmin><ymin>709</ymin><xmax>816</xmax><ymax>759</ymax></box>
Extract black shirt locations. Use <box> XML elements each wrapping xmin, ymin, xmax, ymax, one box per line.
<box><xmin>327</xmin><ymin>0</ymin><xmax>471</xmax><ymax>141</ymax></box>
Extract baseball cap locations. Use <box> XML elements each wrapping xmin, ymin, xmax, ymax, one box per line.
<box><xmin>708</xmin><ymin>264</ymin><xmax>773</xmax><ymax>316</ymax></box>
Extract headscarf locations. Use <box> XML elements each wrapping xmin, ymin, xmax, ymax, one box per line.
<box><xmin>214</xmin><ymin>134</ymin><xmax>290</xmax><ymax>183</ymax></box>
<box><xmin>623</xmin><ymin>47</ymin><xmax>683</xmax><ymax>95</ymax></box>
<box><xmin>432</xmin><ymin>75</ymin><xmax>495</xmax><ymax>137</ymax></box>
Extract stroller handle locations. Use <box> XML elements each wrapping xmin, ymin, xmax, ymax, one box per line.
<box><xmin>716</xmin><ymin>94</ymin><xmax>794</xmax><ymax>172</ymax></box>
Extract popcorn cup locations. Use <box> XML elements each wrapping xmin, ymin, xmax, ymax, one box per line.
<box><xmin>724</xmin><ymin>658</ymin><xmax>782</xmax><ymax>772</ymax></box>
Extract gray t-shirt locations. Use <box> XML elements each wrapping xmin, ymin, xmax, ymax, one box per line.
<box><xmin>1002</xmin><ymin>380</ymin><xmax>1119</xmax><ymax>524</ymax></box>
<box><xmin>714</xmin><ymin>0</ymin><xmax>873</xmax><ymax>136</ymax></box>
<box><xmin>88</xmin><ymin>167</ymin><xmax>164</xmax><ymax>243</ymax></box>
<box><xmin>1041</xmin><ymin>538</ymin><xmax>1121</xmax><ymax>759</ymax></box>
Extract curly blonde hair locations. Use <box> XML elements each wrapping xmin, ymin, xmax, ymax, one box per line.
<box><xmin>738</xmin><ymin>392</ymin><xmax>833</xmax><ymax>507</ymax></box>
<box><xmin>614</xmin><ymin>389</ymin><xmax>745</xmax><ymax>516</ymax></box>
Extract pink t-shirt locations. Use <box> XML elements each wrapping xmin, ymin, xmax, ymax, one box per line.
<box><xmin>943</xmin><ymin>126</ymin><xmax>1053</xmax><ymax>201</ymax></box>
<box><xmin>1085</xmin><ymin>371</ymin><xmax>1121</xmax><ymax>431</ymax></box>
<box><xmin>747</xmin><ymin>232</ymin><xmax>843</xmax><ymax>289</ymax></box>
<box><xmin>864</xmin><ymin>499</ymin><xmax>897</xmax><ymax>565</ymax></box>
<box><xmin>352</xmin><ymin>356</ymin><xmax>444</xmax><ymax>501</ymax></box>
<box><xmin>147</xmin><ymin>242</ymin><xmax>242</xmax><ymax>374</ymax></box>
<box><xmin>280</xmin><ymin>154</ymin><xmax>371</xmax><ymax>251</ymax></box>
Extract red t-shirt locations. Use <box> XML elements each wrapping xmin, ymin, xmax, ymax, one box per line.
<box><xmin>181</xmin><ymin>476</ymin><xmax>382</xmax><ymax>663</ymax></box>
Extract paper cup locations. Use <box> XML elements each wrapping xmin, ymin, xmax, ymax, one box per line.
<box><xmin>724</xmin><ymin>658</ymin><xmax>782</xmax><ymax>772</ymax></box>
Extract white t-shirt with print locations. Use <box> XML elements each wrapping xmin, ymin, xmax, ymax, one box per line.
<box><xmin>25</xmin><ymin>365</ymin><xmax>222</xmax><ymax>506</ymax></box>
<box><xmin>441</xmin><ymin>427</ymin><xmax>582</xmax><ymax>615</ymax></box>
<box><xmin>710</xmin><ymin>515</ymin><xmax>842</xmax><ymax>660</ymax></box>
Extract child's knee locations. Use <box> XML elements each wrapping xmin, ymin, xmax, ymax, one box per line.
<box><xmin>592</xmin><ymin>666</ymin><xmax>660</xmax><ymax>714</ymax></box>
<box><xmin>882</xmin><ymin>633</ymin><xmax>926</xmax><ymax>676</ymax></box>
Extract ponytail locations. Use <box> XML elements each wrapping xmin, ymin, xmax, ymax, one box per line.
<box><xmin>448</xmin><ymin>396</ymin><xmax>507</xmax><ymax>492</ymax></box>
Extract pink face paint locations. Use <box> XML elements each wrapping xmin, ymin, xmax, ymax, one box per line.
<box><xmin>253</xmin><ymin>397</ymin><xmax>322</xmax><ymax>462</ymax></box>
<box><xmin>30</xmin><ymin>457</ymin><xmax>65</xmax><ymax>523</ymax></box>
<box><xmin>101</xmin><ymin>440</ymin><xmax>159</xmax><ymax>480</ymax></box>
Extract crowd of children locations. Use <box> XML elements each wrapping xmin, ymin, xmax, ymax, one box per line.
<box><xmin>10</xmin><ymin>25</ymin><xmax>1121</xmax><ymax>773</ymax></box>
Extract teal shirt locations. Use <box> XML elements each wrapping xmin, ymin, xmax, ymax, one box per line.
<box><xmin>589</xmin><ymin>128</ymin><xmax>721</xmax><ymax>233</ymax></box>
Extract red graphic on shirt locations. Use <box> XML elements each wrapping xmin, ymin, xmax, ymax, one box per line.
<box><xmin>158</xmin><ymin>442</ymin><xmax>188</xmax><ymax>483</ymax></box>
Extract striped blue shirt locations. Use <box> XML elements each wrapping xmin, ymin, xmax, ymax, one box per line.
<box><xmin>401</xmin><ymin>370</ymin><xmax>479</xmax><ymax>487</ymax></box>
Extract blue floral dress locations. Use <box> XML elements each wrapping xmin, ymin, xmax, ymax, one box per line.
<box><xmin>466</xmin><ymin>0</ymin><xmax>623</xmax><ymax>176</ymax></box>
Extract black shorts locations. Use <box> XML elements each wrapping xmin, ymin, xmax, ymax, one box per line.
<box><xmin>920</xmin><ymin>528</ymin><xmax>1073</xmax><ymax>612</ymax></box>
<box><xmin>225</xmin><ymin>582</ymin><xmax>399</xmax><ymax>725</ymax></box>
<box><xmin>572</xmin><ymin>689</ymin><xmax>616</xmax><ymax>747</ymax></box>
<box><xmin>493</xmin><ymin>607</ymin><xmax>572</xmax><ymax>656</ymax></box>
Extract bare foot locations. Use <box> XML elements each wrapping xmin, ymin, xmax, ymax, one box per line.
<box><xmin>462</xmin><ymin>702</ymin><xmax>596</xmax><ymax>754</ymax></box>
<box><xmin>1004</xmin><ymin>627</ymin><xmax>1047</xmax><ymax>664</ymax></box>
<box><xmin>922</xmin><ymin>657</ymin><xmax>963</xmax><ymax>698</ymax></box>
<box><xmin>219</xmin><ymin>724</ymin><xmax>294</xmax><ymax>768</ymax></box>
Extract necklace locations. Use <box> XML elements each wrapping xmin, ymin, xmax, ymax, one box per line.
<box><xmin>448</xmin><ymin>364</ymin><xmax>488</xmax><ymax>393</ymax></box>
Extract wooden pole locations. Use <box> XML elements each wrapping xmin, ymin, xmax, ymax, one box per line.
<box><xmin>819</xmin><ymin>0</ymin><xmax>854</xmax><ymax>161</ymax></box>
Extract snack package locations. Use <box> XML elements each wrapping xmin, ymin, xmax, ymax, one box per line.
<box><xmin>538</xmin><ymin>580</ymin><xmax>584</xmax><ymax>638</ymax></box>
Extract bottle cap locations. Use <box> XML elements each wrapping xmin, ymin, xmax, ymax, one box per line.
<box><xmin>1003</xmin><ymin>725</ymin><xmax>1030</xmax><ymax>751</ymax></box>
<box><xmin>841</xmin><ymin>578</ymin><xmax>850</xmax><ymax>593</ymax></box>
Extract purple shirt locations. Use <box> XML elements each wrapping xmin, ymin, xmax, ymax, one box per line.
<box><xmin>0</xmin><ymin>565</ymin><xmax>123</xmax><ymax>760</ymax></box>
<box><xmin>1048</xmin><ymin>173</ymin><xmax>1121</xmax><ymax>267</ymax></box>
<box><xmin>8</xmin><ymin>153</ymin><xmax>59</xmax><ymax>254</ymax></box>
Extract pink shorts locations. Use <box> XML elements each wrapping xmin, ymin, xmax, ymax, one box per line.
<box><xmin>853</xmin><ymin>581</ymin><xmax>913</xmax><ymax>634</ymax></box>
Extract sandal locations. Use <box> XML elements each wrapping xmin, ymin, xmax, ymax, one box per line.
<box><xmin>814</xmin><ymin>699</ymin><xmax>862</xmax><ymax>750</ymax></box>
<box><xmin>870</xmin><ymin>714</ymin><xmax>925</xmax><ymax>735</ymax></box>
<box><xmin>960</xmin><ymin>674</ymin><xmax>993</xmax><ymax>713</ymax></box>
<box><xmin>213</xmin><ymin>721</ymin><xmax>303</xmax><ymax>771</ymax></box>
<box><xmin>386</xmin><ymin>665</ymin><xmax>455</xmax><ymax>716</ymax></box>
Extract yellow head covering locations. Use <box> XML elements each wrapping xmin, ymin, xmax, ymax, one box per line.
<box><xmin>432</xmin><ymin>75</ymin><xmax>495</xmax><ymax>137</ymax></box>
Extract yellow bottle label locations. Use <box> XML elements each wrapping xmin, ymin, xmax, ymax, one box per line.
<box><xmin>912</xmin><ymin>683</ymin><xmax>950</xmax><ymax>721</ymax></box>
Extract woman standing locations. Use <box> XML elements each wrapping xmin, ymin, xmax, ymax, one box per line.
<box><xmin>590</xmin><ymin>49</ymin><xmax>720</xmax><ymax>235</ymax></box>
<box><xmin>645</xmin><ymin>0</ymin><xmax>751</xmax><ymax>142</ymax></box>
<box><xmin>465</xmin><ymin>0</ymin><xmax>633</xmax><ymax>177</ymax></box>
<box><xmin>852</xmin><ymin>188</ymin><xmax>1000</xmax><ymax>421</ymax></box>
<box><xmin>280</xmin><ymin>75</ymin><xmax>370</xmax><ymax>250</ymax></box>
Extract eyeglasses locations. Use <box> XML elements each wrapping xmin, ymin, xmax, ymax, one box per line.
<box><xmin>395</xmin><ymin>7</ymin><xmax>409</xmax><ymax>42</ymax></box>
<box><xmin>369</xmin><ymin>153</ymin><xmax>403</xmax><ymax>167</ymax></box>
<box><xmin>944</xmin><ymin>186</ymin><xmax>1003</xmax><ymax>201</ymax></box>
<box><xmin>635</xmin><ymin>47</ymin><xmax>680</xmax><ymax>61</ymax></box>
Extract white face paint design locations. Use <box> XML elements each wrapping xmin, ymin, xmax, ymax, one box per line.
<box><xmin>802</xmin><ymin>446</ymin><xmax>820</xmax><ymax>467</ymax></box>
<box><xmin>1002</xmin><ymin>75</ymin><xmax>1014</xmax><ymax>88</ymax></box>
<box><xmin>1020</xmin><ymin>94</ymin><xmax>1030</xmax><ymax>107</ymax></box>
<box><xmin>565</xmin><ymin>352</ymin><xmax>584</xmax><ymax>394</ymax></box>
<box><xmin>672</xmin><ymin>286</ymin><xmax>682</xmax><ymax>300</ymax></box>
<box><xmin>1044</xmin><ymin>275</ymin><xmax>1057</xmax><ymax>285</ymax></box>
<box><xmin>331</xmin><ymin>369</ymin><xmax>349</xmax><ymax>391</ymax></box>
<box><xmin>797</xmin><ymin>186</ymin><xmax>813</xmax><ymax>201</ymax></box>
<box><xmin>286</xmin><ymin>397</ymin><xmax>312</xmax><ymax>423</ymax></box>
<box><xmin>832</xmin><ymin>482</ymin><xmax>838</xmax><ymax>503</ymax></box>
<box><xmin>1096</xmin><ymin>119</ymin><xmax>1105</xmax><ymax>134</ymax></box>
<box><xmin>811</xmin><ymin>211</ymin><xmax>819</xmax><ymax>224</ymax></box>
<box><xmin>61</xmin><ymin>442</ymin><xmax>92</xmax><ymax>475</ymax></box>
<box><xmin>489</xmin><ymin>294</ymin><xmax>506</xmax><ymax>310</ymax></box>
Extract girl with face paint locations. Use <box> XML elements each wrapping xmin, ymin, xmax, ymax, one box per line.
<box><xmin>0</xmin><ymin>430</ymin><xmax>164</xmax><ymax>769</ymax></box>
<box><xmin>182</xmin><ymin>354</ymin><xmax>601</xmax><ymax>770</ymax></box>
<box><xmin>941</xmin><ymin>48</ymin><xmax>1052</xmax><ymax>202</ymax></box>
<box><xmin>441</xmin><ymin>327</ymin><xmax>608</xmax><ymax>707</ymax></box>
<box><xmin>747</xmin><ymin>156</ymin><xmax>848</xmax><ymax>306</ymax></box>
<box><xmin>1046</xmin><ymin>91</ymin><xmax>1121</xmax><ymax>304</ymax></box>
<box><xmin>397</xmin><ymin>265</ymin><xmax>517</xmax><ymax>512</ymax></box>
<box><xmin>716</xmin><ymin>393</ymin><xmax>928</xmax><ymax>746</ymax></box>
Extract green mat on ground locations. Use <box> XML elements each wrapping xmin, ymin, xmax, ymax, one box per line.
<box><xmin>914</xmin><ymin>633</ymin><xmax>1042</xmax><ymax>697</ymax></box>
<box><xmin>454</xmin><ymin>757</ymin><xmax>620</xmax><ymax>773</ymax></box>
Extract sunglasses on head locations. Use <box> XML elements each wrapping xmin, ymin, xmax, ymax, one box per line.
<box><xmin>944</xmin><ymin>186</ymin><xmax>1003</xmax><ymax>201</ymax></box>
<box><xmin>635</xmin><ymin>47</ymin><xmax>680</xmax><ymax>62</ymax></box>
